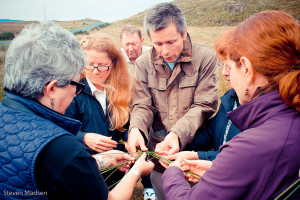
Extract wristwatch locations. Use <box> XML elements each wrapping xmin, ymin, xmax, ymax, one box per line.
<box><xmin>131</xmin><ymin>168</ymin><xmax>141</xmax><ymax>180</ymax></box>
<box><xmin>95</xmin><ymin>154</ymin><xmax>105</xmax><ymax>170</ymax></box>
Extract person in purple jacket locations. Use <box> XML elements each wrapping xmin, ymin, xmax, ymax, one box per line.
<box><xmin>161</xmin><ymin>10</ymin><xmax>300</xmax><ymax>200</ymax></box>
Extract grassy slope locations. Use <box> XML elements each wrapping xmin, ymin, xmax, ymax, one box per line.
<box><xmin>114</xmin><ymin>0</ymin><xmax>299</xmax><ymax>27</ymax></box>
<box><xmin>176</xmin><ymin>0</ymin><xmax>299</xmax><ymax>26</ymax></box>
<box><xmin>0</xmin><ymin>19</ymin><xmax>102</xmax><ymax>34</ymax></box>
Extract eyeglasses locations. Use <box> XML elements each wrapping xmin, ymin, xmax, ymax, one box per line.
<box><xmin>218</xmin><ymin>62</ymin><xmax>231</xmax><ymax>71</ymax></box>
<box><xmin>84</xmin><ymin>64</ymin><xmax>110</xmax><ymax>71</ymax></box>
<box><xmin>69</xmin><ymin>80</ymin><xmax>85</xmax><ymax>95</ymax></box>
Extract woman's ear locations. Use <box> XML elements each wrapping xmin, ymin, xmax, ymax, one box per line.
<box><xmin>43</xmin><ymin>80</ymin><xmax>58</xmax><ymax>99</ymax></box>
<box><xmin>240</xmin><ymin>57</ymin><xmax>254</xmax><ymax>84</ymax></box>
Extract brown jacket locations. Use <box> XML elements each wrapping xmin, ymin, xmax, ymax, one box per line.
<box><xmin>129</xmin><ymin>34</ymin><xmax>218</xmax><ymax>150</ymax></box>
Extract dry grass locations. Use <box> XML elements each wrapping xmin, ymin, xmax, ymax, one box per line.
<box><xmin>132</xmin><ymin>181</ymin><xmax>144</xmax><ymax>200</ymax></box>
<box><xmin>113</xmin><ymin>0</ymin><xmax>299</xmax><ymax>27</ymax></box>
<box><xmin>188</xmin><ymin>26</ymin><xmax>232</xmax><ymax>48</ymax></box>
<box><xmin>0</xmin><ymin>62</ymin><xmax>5</xmax><ymax>100</ymax></box>
<box><xmin>0</xmin><ymin>20</ymin><xmax>98</xmax><ymax>35</ymax></box>
<box><xmin>0</xmin><ymin>21</ymin><xmax>39</xmax><ymax>34</ymax></box>
<box><xmin>0</xmin><ymin>50</ymin><xmax>6</xmax><ymax>63</ymax></box>
<box><xmin>55</xmin><ymin>20</ymin><xmax>101</xmax><ymax>31</ymax></box>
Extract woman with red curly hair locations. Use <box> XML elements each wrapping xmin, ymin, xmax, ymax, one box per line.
<box><xmin>65</xmin><ymin>33</ymin><xmax>131</xmax><ymax>188</ymax></box>
<box><xmin>161</xmin><ymin>10</ymin><xmax>300</xmax><ymax>200</ymax></box>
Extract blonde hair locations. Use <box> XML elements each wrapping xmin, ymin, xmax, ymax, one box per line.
<box><xmin>80</xmin><ymin>33</ymin><xmax>131</xmax><ymax>131</ymax></box>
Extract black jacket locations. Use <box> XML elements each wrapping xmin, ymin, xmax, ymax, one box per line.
<box><xmin>185</xmin><ymin>89</ymin><xmax>241</xmax><ymax>160</ymax></box>
<box><xmin>64</xmin><ymin>78</ymin><xmax>128</xmax><ymax>189</ymax></box>
<box><xmin>64</xmin><ymin>78</ymin><xmax>127</xmax><ymax>153</ymax></box>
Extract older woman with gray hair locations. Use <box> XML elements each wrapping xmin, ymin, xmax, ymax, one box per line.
<box><xmin>0</xmin><ymin>21</ymin><xmax>154</xmax><ymax>200</ymax></box>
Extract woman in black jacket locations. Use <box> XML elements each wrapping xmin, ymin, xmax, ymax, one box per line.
<box><xmin>65</xmin><ymin>33</ymin><xmax>132</xmax><ymax>188</ymax></box>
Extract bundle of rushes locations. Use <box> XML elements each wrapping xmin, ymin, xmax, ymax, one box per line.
<box><xmin>100</xmin><ymin>149</ymin><xmax>201</xmax><ymax>189</ymax></box>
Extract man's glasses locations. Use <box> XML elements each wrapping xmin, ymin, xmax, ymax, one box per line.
<box><xmin>69</xmin><ymin>80</ymin><xmax>85</xmax><ymax>95</ymax></box>
<box><xmin>84</xmin><ymin>64</ymin><xmax>110</xmax><ymax>71</ymax></box>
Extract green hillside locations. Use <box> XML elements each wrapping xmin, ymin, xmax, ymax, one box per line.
<box><xmin>114</xmin><ymin>0</ymin><xmax>300</xmax><ymax>27</ymax></box>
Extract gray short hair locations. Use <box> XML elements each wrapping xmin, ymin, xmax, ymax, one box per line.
<box><xmin>4</xmin><ymin>21</ymin><xmax>86</xmax><ymax>99</ymax></box>
<box><xmin>144</xmin><ymin>3</ymin><xmax>187</xmax><ymax>38</ymax></box>
<box><xmin>120</xmin><ymin>25</ymin><xmax>142</xmax><ymax>40</ymax></box>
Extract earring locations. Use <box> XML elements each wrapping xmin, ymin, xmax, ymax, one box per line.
<box><xmin>50</xmin><ymin>99</ymin><xmax>54</xmax><ymax>110</ymax></box>
<box><xmin>245</xmin><ymin>84</ymin><xmax>249</xmax><ymax>96</ymax></box>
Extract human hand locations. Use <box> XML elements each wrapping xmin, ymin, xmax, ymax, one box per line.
<box><xmin>181</xmin><ymin>159</ymin><xmax>212</xmax><ymax>183</ymax></box>
<box><xmin>131</xmin><ymin>153</ymin><xmax>154</xmax><ymax>177</ymax></box>
<box><xmin>84</xmin><ymin>133</ymin><xmax>117</xmax><ymax>152</ymax></box>
<box><xmin>159</xmin><ymin>156</ymin><xmax>182</xmax><ymax>169</ymax></box>
<box><xmin>160</xmin><ymin>150</ymin><xmax>198</xmax><ymax>169</ymax></box>
<box><xmin>99</xmin><ymin>150</ymin><xmax>135</xmax><ymax>172</ymax></box>
<box><xmin>155</xmin><ymin>131</ymin><xmax>180</xmax><ymax>156</ymax></box>
<box><xmin>165</xmin><ymin>151</ymin><xmax>198</xmax><ymax>163</ymax></box>
<box><xmin>127</xmin><ymin>127</ymin><xmax>148</xmax><ymax>157</ymax></box>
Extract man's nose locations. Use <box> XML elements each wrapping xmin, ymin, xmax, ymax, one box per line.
<box><xmin>128</xmin><ymin>45</ymin><xmax>134</xmax><ymax>51</ymax></box>
<box><xmin>162</xmin><ymin>45</ymin><xmax>169</xmax><ymax>56</ymax></box>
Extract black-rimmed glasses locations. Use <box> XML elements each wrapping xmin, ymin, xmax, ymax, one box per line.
<box><xmin>84</xmin><ymin>64</ymin><xmax>110</xmax><ymax>71</ymax></box>
<box><xmin>69</xmin><ymin>80</ymin><xmax>85</xmax><ymax>95</ymax></box>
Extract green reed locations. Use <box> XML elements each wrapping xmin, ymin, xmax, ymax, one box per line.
<box><xmin>100</xmin><ymin>149</ymin><xmax>201</xmax><ymax>190</ymax></box>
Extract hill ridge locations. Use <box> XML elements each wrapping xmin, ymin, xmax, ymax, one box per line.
<box><xmin>113</xmin><ymin>0</ymin><xmax>300</xmax><ymax>27</ymax></box>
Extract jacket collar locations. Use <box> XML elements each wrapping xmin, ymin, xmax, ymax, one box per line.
<box><xmin>3</xmin><ymin>92</ymin><xmax>82</xmax><ymax>135</ymax></box>
<box><xmin>80</xmin><ymin>77</ymin><xmax>107</xmax><ymax>97</ymax></box>
<box><xmin>220</xmin><ymin>89</ymin><xmax>239</xmax><ymax>113</ymax></box>
<box><xmin>228</xmin><ymin>91</ymin><xmax>293</xmax><ymax>131</ymax></box>
<box><xmin>150</xmin><ymin>33</ymin><xmax>195</xmax><ymax>78</ymax></box>
<box><xmin>85</xmin><ymin>77</ymin><xmax>106</xmax><ymax>97</ymax></box>
<box><xmin>80</xmin><ymin>78</ymin><xmax>95</xmax><ymax>97</ymax></box>
<box><xmin>151</xmin><ymin>33</ymin><xmax>193</xmax><ymax>65</ymax></box>
<box><xmin>79</xmin><ymin>78</ymin><xmax>107</xmax><ymax>119</ymax></box>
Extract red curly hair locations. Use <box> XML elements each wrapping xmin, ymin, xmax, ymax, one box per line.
<box><xmin>215</xmin><ymin>10</ymin><xmax>300</xmax><ymax>111</ymax></box>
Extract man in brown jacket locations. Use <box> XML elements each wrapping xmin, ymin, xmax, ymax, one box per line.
<box><xmin>127</xmin><ymin>3</ymin><xmax>219</xmax><ymax>200</ymax></box>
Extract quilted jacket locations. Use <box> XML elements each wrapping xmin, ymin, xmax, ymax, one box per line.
<box><xmin>0</xmin><ymin>92</ymin><xmax>81</xmax><ymax>199</ymax></box>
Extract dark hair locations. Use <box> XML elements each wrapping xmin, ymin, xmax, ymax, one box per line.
<box><xmin>144</xmin><ymin>3</ymin><xmax>186</xmax><ymax>37</ymax></box>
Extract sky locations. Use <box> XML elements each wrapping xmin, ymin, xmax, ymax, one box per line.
<box><xmin>0</xmin><ymin>0</ymin><xmax>173</xmax><ymax>22</ymax></box>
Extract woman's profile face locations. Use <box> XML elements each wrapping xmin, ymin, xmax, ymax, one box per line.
<box><xmin>83</xmin><ymin>49</ymin><xmax>112</xmax><ymax>91</ymax></box>
<box><xmin>220</xmin><ymin>62</ymin><xmax>232</xmax><ymax>88</ymax></box>
<box><xmin>54</xmin><ymin>75</ymin><xmax>80</xmax><ymax>114</ymax></box>
<box><xmin>225</xmin><ymin>58</ymin><xmax>248</xmax><ymax>105</ymax></box>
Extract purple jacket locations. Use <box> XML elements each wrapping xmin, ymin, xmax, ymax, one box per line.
<box><xmin>162</xmin><ymin>91</ymin><xmax>300</xmax><ymax>200</ymax></box>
